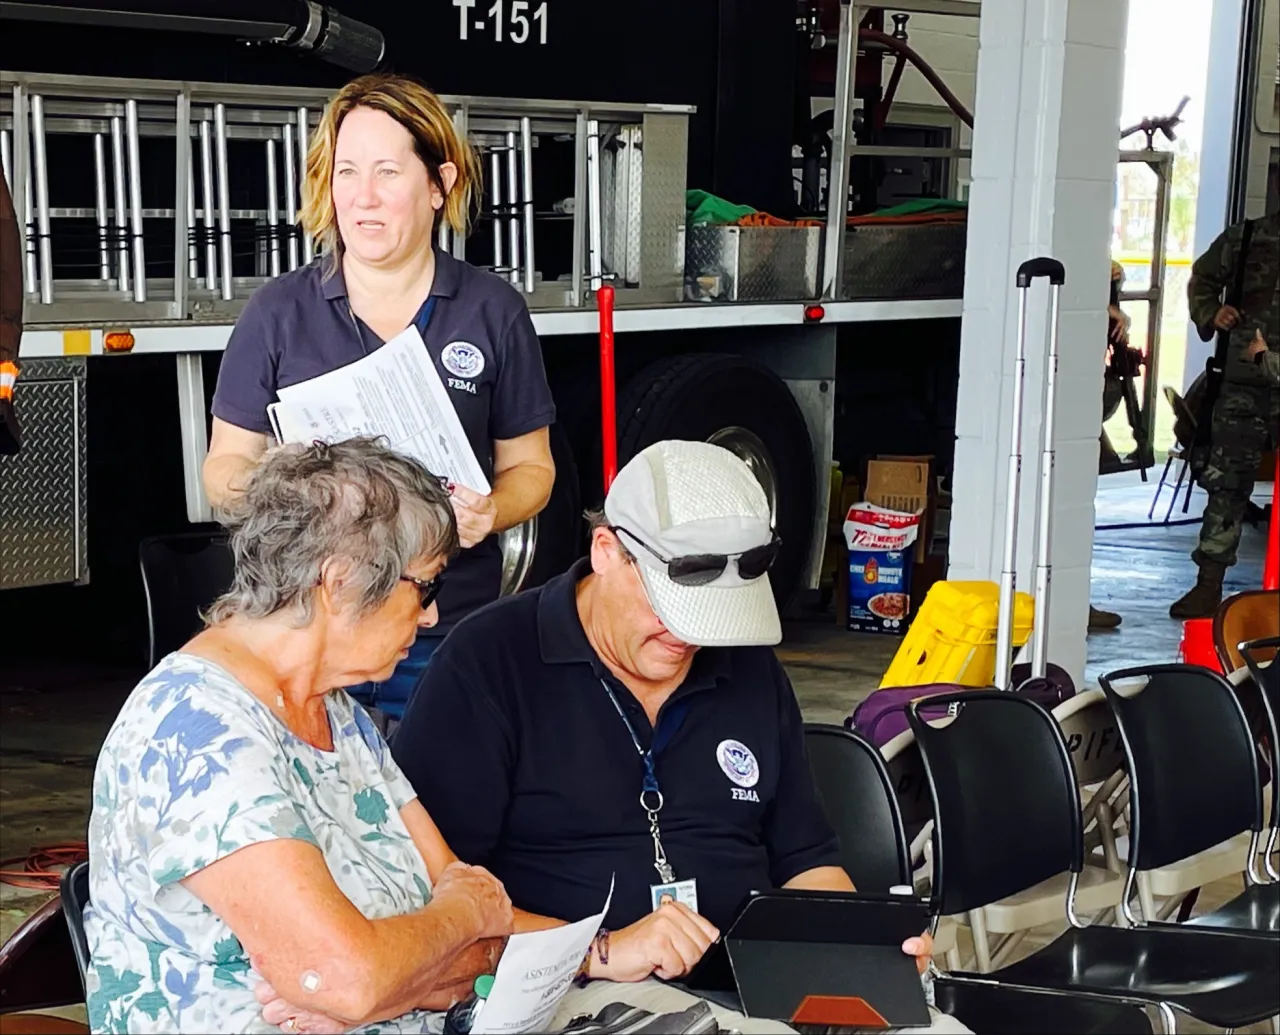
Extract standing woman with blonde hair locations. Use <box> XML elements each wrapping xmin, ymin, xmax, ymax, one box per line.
<box><xmin>204</xmin><ymin>74</ymin><xmax>557</xmax><ymax>723</ymax></box>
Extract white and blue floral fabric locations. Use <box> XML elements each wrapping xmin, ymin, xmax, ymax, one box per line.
<box><xmin>83</xmin><ymin>652</ymin><xmax>443</xmax><ymax>1034</ymax></box>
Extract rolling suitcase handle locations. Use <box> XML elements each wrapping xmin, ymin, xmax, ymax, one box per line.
<box><xmin>995</xmin><ymin>258</ymin><xmax>1066</xmax><ymax>690</ymax></box>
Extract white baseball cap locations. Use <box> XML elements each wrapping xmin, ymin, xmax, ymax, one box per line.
<box><xmin>603</xmin><ymin>440</ymin><xmax>782</xmax><ymax>647</ymax></box>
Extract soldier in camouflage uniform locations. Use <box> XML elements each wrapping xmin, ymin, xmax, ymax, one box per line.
<box><xmin>1170</xmin><ymin>204</ymin><xmax>1280</xmax><ymax>618</ymax></box>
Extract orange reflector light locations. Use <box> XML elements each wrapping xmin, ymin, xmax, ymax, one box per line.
<box><xmin>803</xmin><ymin>304</ymin><xmax>825</xmax><ymax>323</ymax></box>
<box><xmin>104</xmin><ymin>330</ymin><xmax>135</xmax><ymax>353</ymax></box>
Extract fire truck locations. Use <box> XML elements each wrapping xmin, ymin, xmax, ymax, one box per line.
<box><xmin>0</xmin><ymin>0</ymin><xmax>1272</xmax><ymax>662</ymax></box>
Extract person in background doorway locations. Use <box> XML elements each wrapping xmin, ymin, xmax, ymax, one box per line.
<box><xmin>0</xmin><ymin>171</ymin><xmax>23</xmax><ymax>454</ymax></box>
<box><xmin>1089</xmin><ymin>260</ymin><xmax>1131</xmax><ymax>631</ymax></box>
<box><xmin>203</xmin><ymin>74</ymin><xmax>557</xmax><ymax>724</ymax></box>
<box><xmin>1170</xmin><ymin>193</ymin><xmax>1279</xmax><ymax>619</ymax></box>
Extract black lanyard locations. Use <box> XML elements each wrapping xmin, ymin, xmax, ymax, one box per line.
<box><xmin>599</xmin><ymin>679</ymin><xmax>689</xmax><ymax>883</ymax></box>
<box><xmin>348</xmin><ymin>295</ymin><xmax>436</xmax><ymax>355</ymax></box>
<box><xmin>413</xmin><ymin>296</ymin><xmax>437</xmax><ymax>338</ymax></box>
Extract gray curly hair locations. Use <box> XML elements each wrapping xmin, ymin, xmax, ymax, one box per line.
<box><xmin>207</xmin><ymin>437</ymin><xmax>458</xmax><ymax>625</ymax></box>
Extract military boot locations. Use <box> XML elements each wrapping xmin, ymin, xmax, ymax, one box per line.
<box><xmin>1169</xmin><ymin>562</ymin><xmax>1226</xmax><ymax>620</ymax></box>
<box><xmin>1088</xmin><ymin>605</ymin><xmax>1122</xmax><ymax>630</ymax></box>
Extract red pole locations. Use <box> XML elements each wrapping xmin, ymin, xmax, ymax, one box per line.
<box><xmin>598</xmin><ymin>283</ymin><xmax>618</xmax><ymax>492</ymax></box>
<box><xmin>1263</xmin><ymin>452</ymin><xmax>1279</xmax><ymax>592</ymax></box>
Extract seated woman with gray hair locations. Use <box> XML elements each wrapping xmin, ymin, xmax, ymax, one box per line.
<box><xmin>83</xmin><ymin>438</ymin><xmax>513</xmax><ymax>1034</ymax></box>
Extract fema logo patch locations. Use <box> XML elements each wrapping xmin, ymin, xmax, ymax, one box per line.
<box><xmin>441</xmin><ymin>341</ymin><xmax>485</xmax><ymax>379</ymax></box>
<box><xmin>716</xmin><ymin>739</ymin><xmax>760</xmax><ymax>789</ymax></box>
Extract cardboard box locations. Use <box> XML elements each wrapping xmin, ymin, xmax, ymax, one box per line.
<box><xmin>865</xmin><ymin>457</ymin><xmax>934</xmax><ymax>562</ymax></box>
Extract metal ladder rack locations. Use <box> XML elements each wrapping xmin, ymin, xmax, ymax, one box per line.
<box><xmin>820</xmin><ymin>0</ymin><xmax>980</xmax><ymax>299</ymax></box>
<box><xmin>1</xmin><ymin>71</ymin><xmax>692</xmax><ymax>328</ymax></box>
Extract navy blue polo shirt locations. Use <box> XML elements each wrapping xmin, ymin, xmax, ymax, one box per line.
<box><xmin>211</xmin><ymin>250</ymin><xmax>556</xmax><ymax>634</ymax></box>
<box><xmin>391</xmin><ymin>559</ymin><xmax>842</xmax><ymax>932</ymax></box>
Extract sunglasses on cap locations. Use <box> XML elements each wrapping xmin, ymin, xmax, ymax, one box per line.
<box><xmin>400</xmin><ymin>572</ymin><xmax>445</xmax><ymax>611</ymax></box>
<box><xmin>610</xmin><ymin>525</ymin><xmax>780</xmax><ymax>586</ymax></box>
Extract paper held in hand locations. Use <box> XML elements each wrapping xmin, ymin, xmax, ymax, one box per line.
<box><xmin>472</xmin><ymin>877</ymin><xmax>614</xmax><ymax>1034</ymax></box>
<box><xmin>266</xmin><ymin>326</ymin><xmax>491</xmax><ymax>493</ymax></box>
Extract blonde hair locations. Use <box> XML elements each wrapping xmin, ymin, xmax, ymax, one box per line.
<box><xmin>300</xmin><ymin>74</ymin><xmax>482</xmax><ymax>258</ymax></box>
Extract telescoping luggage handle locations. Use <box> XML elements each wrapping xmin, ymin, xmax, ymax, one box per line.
<box><xmin>995</xmin><ymin>257</ymin><xmax>1066</xmax><ymax>691</ymax></box>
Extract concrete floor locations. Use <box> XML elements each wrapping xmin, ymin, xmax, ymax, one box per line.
<box><xmin>779</xmin><ymin>472</ymin><xmax>1273</xmax><ymax>721</ymax></box>
<box><xmin>1</xmin><ymin>473</ymin><xmax>1275</xmax><ymax>1030</ymax></box>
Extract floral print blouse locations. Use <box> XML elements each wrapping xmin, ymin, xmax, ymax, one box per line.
<box><xmin>83</xmin><ymin>653</ymin><xmax>444</xmax><ymax>1034</ymax></box>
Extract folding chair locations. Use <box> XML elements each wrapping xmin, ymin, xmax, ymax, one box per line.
<box><xmin>138</xmin><ymin>532</ymin><xmax>235</xmax><ymax>668</ymax></box>
<box><xmin>908</xmin><ymin>690</ymin><xmax>1280</xmax><ymax>1032</ymax></box>
<box><xmin>803</xmin><ymin>724</ymin><xmax>1163</xmax><ymax>1035</ymax></box>
<box><xmin>1147</xmin><ymin>386</ymin><xmax>1196</xmax><ymax>524</ymax></box>
<box><xmin>60</xmin><ymin>861</ymin><xmax>91</xmax><ymax>993</ymax></box>
<box><xmin>878</xmin><ymin>728</ymin><xmax>961</xmax><ymax>969</ymax></box>
<box><xmin>1240</xmin><ymin>637</ymin><xmax>1280</xmax><ymax>886</ymax></box>
<box><xmin>0</xmin><ymin>895</ymin><xmax>85</xmax><ymax>1025</ymax></box>
<box><xmin>882</xmin><ymin>697</ymin><xmax>1126</xmax><ymax>974</ymax></box>
<box><xmin>1214</xmin><ymin>591</ymin><xmax>1280</xmax><ymax>675</ymax></box>
<box><xmin>1098</xmin><ymin>664</ymin><xmax>1278</xmax><ymax>937</ymax></box>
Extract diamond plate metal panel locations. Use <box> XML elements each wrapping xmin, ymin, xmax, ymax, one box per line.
<box><xmin>622</xmin><ymin>124</ymin><xmax>644</xmax><ymax>284</ymax></box>
<box><xmin>685</xmin><ymin>225</ymin><xmax>822</xmax><ymax>301</ymax></box>
<box><xmin>600</xmin><ymin>124</ymin><xmax>643</xmax><ymax>285</ymax></box>
<box><xmin>600</xmin><ymin>128</ymin><xmax>619</xmax><ymax>280</ymax></box>
<box><xmin>637</xmin><ymin>112</ymin><xmax>688</xmax><ymax>303</ymax></box>
<box><xmin>840</xmin><ymin>222</ymin><xmax>967</xmax><ymax>300</ymax></box>
<box><xmin>0</xmin><ymin>357</ymin><xmax>88</xmax><ymax>589</ymax></box>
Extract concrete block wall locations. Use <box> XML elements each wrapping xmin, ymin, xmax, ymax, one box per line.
<box><xmin>948</xmin><ymin>0</ymin><xmax>1130</xmax><ymax>685</ymax></box>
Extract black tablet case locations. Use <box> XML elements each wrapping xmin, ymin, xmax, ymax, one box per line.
<box><xmin>682</xmin><ymin>890</ymin><xmax>931</xmax><ymax>1029</ymax></box>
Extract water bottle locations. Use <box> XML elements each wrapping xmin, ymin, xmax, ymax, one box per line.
<box><xmin>442</xmin><ymin>974</ymin><xmax>495</xmax><ymax>1034</ymax></box>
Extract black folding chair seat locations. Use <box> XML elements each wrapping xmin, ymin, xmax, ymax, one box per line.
<box><xmin>907</xmin><ymin>690</ymin><xmax>1280</xmax><ymax>1032</ymax></box>
<box><xmin>1241</xmin><ymin>637</ymin><xmax>1280</xmax><ymax>885</ymax></box>
<box><xmin>933</xmin><ymin>977</ymin><xmax>1160</xmax><ymax>1034</ymax></box>
<box><xmin>803</xmin><ymin>724</ymin><xmax>1176</xmax><ymax>1034</ymax></box>
<box><xmin>1099</xmin><ymin>664</ymin><xmax>1278</xmax><ymax>943</ymax></box>
<box><xmin>991</xmin><ymin>923</ymin><xmax>1280</xmax><ymax>1030</ymax></box>
<box><xmin>0</xmin><ymin>895</ymin><xmax>83</xmax><ymax>1016</ymax></box>
<box><xmin>804</xmin><ymin>724</ymin><xmax>913</xmax><ymax>892</ymax></box>
<box><xmin>138</xmin><ymin>532</ymin><xmax>235</xmax><ymax>667</ymax></box>
<box><xmin>1183</xmin><ymin>882</ymin><xmax>1280</xmax><ymax>935</ymax></box>
<box><xmin>60</xmin><ymin>860</ymin><xmax>92</xmax><ymax>992</ymax></box>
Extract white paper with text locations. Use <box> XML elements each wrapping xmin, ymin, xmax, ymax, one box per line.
<box><xmin>472</xmin><ymin>878</ymin><xmax>614</xmax><ymax>1034</ymax></box>
<box><xmin>267</xmin><ymin>326</ymin><xmax>490</xmax><ymax>493</ymax></box>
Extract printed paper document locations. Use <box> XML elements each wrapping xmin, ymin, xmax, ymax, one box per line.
<box><xmin>473</xmin><ymin>878</ymin><xmax>614</xmax><ymax>1034</ymax></box>
<box><xmin>267</xmin><ymin>327</ymin><xmax>490</xmax><ymax>493</ymax></box>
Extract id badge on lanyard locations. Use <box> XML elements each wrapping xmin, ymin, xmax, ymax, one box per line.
<box><xmin>598</xmin><ymin>679</ymin><xmax>700</xmax><ymax>914</ymax></box>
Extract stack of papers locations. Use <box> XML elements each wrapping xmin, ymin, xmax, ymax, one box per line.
<box><xmin>473</xmin><ymin>879</ymin><xmax>614</xmax><ymax>1033</ymax></box>
<box><xmin>267</xmin><ymin>327</ymin><xmax>490</xmax><ymax>493</ymax></box>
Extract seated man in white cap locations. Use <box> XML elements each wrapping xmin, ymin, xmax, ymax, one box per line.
<box><xmin>392</xmin><ymin>440</ymin><xmax>968</xmax><ymax>1034</ymax></box>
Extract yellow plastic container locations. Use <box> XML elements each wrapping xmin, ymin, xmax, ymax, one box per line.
<box><xmin>879</xmin><ymin>580</ymin><xmax>1035</xmax><ymax>689</ymax></box>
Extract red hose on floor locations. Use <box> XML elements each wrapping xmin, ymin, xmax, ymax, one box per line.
<box><xmin>0</xmin><ymin>842</ymin><xmax>88</xmax><ymax>890</ymax></box>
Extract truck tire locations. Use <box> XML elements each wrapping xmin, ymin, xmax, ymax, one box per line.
<box><xmin>500</xmin><ymin>422</ymin><xmax>582</xmax><ymax>594</ymax></box>
<box><xmin>617</xmin><ymin>353</ymin><xmax>815</xmax><ymax>609</ymax></box>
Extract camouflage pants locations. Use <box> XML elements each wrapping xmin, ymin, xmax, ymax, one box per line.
<box><xmin>1192</xmin><ymin>384</ymin><xmax>1280</xmax><ymax>569</ymax></box>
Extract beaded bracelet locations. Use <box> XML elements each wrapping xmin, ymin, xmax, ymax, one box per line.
<box><xmin>573</xmin><ymin>927</ymin><xmax>610</xmax><ymax>986</ymax></box>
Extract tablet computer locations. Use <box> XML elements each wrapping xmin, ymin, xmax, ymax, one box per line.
<box><xmin>682</xmin><ymin>889</ymin><xmax>931</xmax><ymax>1028</ymax></box>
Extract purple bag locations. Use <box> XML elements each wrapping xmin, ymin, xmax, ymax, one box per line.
<box><xmin>847</xmin><ymin>664</ymin><xmax>1076</xmax><ymax>749</ymax></box>
<box><xmin>846</xmin><ymin>684</ymin><xmax>970</xmax><ymax>747</ymax></box>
